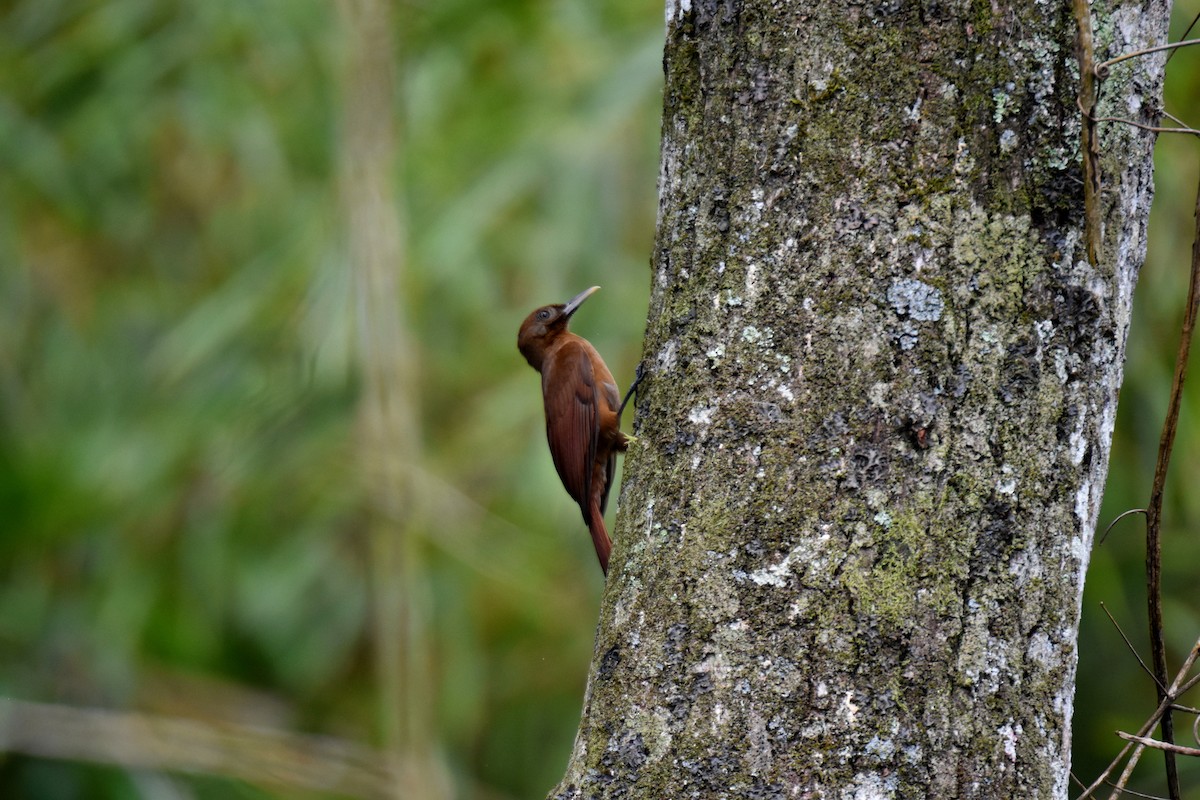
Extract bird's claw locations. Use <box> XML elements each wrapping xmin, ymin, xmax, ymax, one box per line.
<box><xmin>618</xmin><ymin>362</ymin><xmax>644</xmax><ymax>419</ymax></box>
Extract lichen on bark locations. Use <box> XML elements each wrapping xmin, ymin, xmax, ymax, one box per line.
<box><xmin>550</xmin><ymin>0</ymin><xmax>1169</xmax><ymax>797</ymax></box>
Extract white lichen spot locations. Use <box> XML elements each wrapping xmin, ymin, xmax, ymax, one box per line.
<box><xmin>656</xmin><ymin>339</ymin><xmax>678</xmax><ymax>372</ymax></box>
<box><xmin>712</xmin><ymin>701</ymin><xmax>728</xmax><ymax>730</ymax></box>
<box><xmin>1074</xmin><ymin>481</ymin><xmax>1092</xmax><ymax>532</ymax></box>
<box><xmin>815</xmin><ymin>681</ymin><xmax>828</xmax><ymax>698</ymax></box>
<box><xmin>1009</xmin><ymin>547</ymin><xmax>1045</xmax><ymax>585</ymax></box>
<box><xmin>742</xmin><ymin>325</ymin><xmax>763</xmax><ymax>344</ymax></box>
<box><xmin>847</xmin><ymin>771</ymin><xmax>897</xmax><ymax>800</ymax></box>
<box><xmin>999</xmin><ymin>722</ymin><xmax>1022</xmax><ymax>763</ymax></box>
<box><xmin>865</xmin><ymin>489</ymin><xmax>887</xmax><ymax>510</ymax></box>
<box><xmin>873</xmin><ymin>510</ymin><xmax>892</xmax><ymax>528</ymax></box>
<box><xmin>1069</xmin><ymin>428</ymin><xmax>1087</xmax><ymax>465</ymax></box>
<box><xmin>995</xmin><ymin>464</ymin><xmax>1017</xmax><ymax>496</ymax></box>
<box><xmin>1053</xmin><ymin>348</ymin><xmax>1070</xmax><ymax>383</ymax></box>
<box><xmin>867</xmin><ymin>382</ymin><xmax>890</xmax><ymax>408</ymax></box>
<box><xmin>905</xmin><ymin>94</ymin><xmax>922</xmax><ymax>122</ymax></box>
<box><xmin>787</xmin><ymin>598</ymin><xmax>807</xmax><ymax>620</ymax></box>
<box><xmin>665</xmin><ymin>0</ymin><xmax>690</xmax><ymax>24</ymax></box>
<box><xmin>689</xmin><ymin>405</ymin><xmax>716</xmax><ymax>426</ymax></box>
<box><xmin>841</xmin><ymin>691</ymin><xmax>860</xmax><ymax>726</ymax></box>
<box><xmin>1027</xmin><ymin>631</ymin><xmax>1054</xmax><ymax>666</ymax></box>
<box><xmin>888</xmin><ymin>277</ymin><xmax>944</xmax><ymax>322</ymax></box>
<box><xmin>707</xmin><ymin>342</ymin><xmax>726</xmax><ymax>361</ymax></box>
<box><xmin>1070</xmin><ymin>531</ymin><xmax>1088</xmax><ymax>568</ymax></box>
<box><xmin>777</xmin><ymin>383</ymin><xmax>795</xmax><ymax>402</ymax></box>
<box><xmin>992</xmin><ymin>82</ymin><xmax>1016</xmax><ymax>123</ymax></box>
<box><xmin>749</xmin><ymin>553</ymin><xmax>794</xmax><ymax>587</ymax></box>
<box><xmin>865</xmin><ymin>735</ymin><xmax>896</xmax><ymax>760</ymax></box>
<box><xmin>999</xmin><ymin>128</ymin><xmax>1017</xmax><ymax>153</ymax></box>
<box><xmin>746</xmin><ymin>261</ymin><xmax>759</xmax><ymax>300</ymax></box>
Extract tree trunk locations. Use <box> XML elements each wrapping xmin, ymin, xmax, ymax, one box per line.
<box><xmin>553</xmin><ymin>0</ymin><xmax>1169</xmax><ymax>797</ymax></box>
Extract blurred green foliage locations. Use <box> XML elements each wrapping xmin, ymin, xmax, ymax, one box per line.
<box><xmin>0</xmin><ymin>0</ymin><xmax>1197</xmax><ymax>798</ymax></box>
<box><xmin>0</xmin><ymin>1</ymin><xmax>658</xmax><ymax>797</ymax></box>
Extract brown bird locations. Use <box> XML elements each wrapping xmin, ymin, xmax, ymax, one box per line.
<box><xmin>518</xmin><ymin>286</ymin><xmax>634</xmax><ymax>575</ymax></box>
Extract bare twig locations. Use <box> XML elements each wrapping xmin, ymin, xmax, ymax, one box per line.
<box><xmin>1100</xmin><ymin>602</ymin><xmax>1165</xmax><ymax>692</ymax></box>
<box><xmin>1104</xmin><ymin>786</ymin><xmax>1169</xmax><ymax>800</ymax></box>
<box><xmin>1077</xmin><ymin>640</ymin><xmax>1200</xmax><ymax>799</ymax></box>
<box><xmin>1168</xmin><ymin>14</ymin><xmax>1200</xmax><ymax>62</ymax></box>
<box><xmin>1095</xmin><ymin>38</ymin><xmax>1200</xmax><ymax>78</ymax></box>
<box><xmin>0</xmin><ymin>697</ymin><xmax>393</xmax><ymax>798</ymax></box>
<box><xmin>1162</xmin><ymin>110</ymin><xmax>1195</xmax><ymax>130</ymax></box>
<box><xmin>1116</xmin><ymin>733</ymin><xmax>1200</xmax><ymax>758</ymax></box>
<box><xmin>1091</xmin><ymin>117</ymin><xmax>1200</xmax><ymax>137</ymax></box>
<box><xmin>1073</xmin><ymin>772</ymin><xmax>1171</xmax><ymax>799</ymax></box>
<box><xmin>1098</xmin><ymin>508</ymin><xmax>1147</xmax><ymax>546</ymax></box>
<box><xmin>1103</xmin><ymin>654</ymin><xmax>1200</xmax><ymax>800</ymax></box>
<box><xmin>1071</xmin><ymin>0</ymin><xmax>1102</xmax><ymax>266</ymax></box>
<box><xmin>1139</xmin><ymin>162</ymin><xmax>1200</xmax><ymax>800</ymax></box>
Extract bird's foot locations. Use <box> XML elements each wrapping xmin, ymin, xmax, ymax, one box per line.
<box><xmin>618</xmin><ymin>362</ymin><xmax>644</xmax><ymax>419</ymax></box>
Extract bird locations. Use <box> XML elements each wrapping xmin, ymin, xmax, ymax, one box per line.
<box><xmin>518</xmin><ymin>286</ymin><xmax>636</xmax><ymax>576</ymax></box>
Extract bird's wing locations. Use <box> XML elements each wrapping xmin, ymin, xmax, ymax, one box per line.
<box><xmin>543</xmin><ymin>340</ymin><xmax>599</xmax><ymax>516</ymax></box>
<box><xmin>599</xmin><ymin>380</ymin><xmax>620</xmax><ymax>515</ymax></box>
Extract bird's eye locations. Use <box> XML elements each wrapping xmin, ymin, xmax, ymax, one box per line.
<box><xmin>537</xmin><ymin>309</ymin><xmax>552</xmax><ymax>321</ymax></box>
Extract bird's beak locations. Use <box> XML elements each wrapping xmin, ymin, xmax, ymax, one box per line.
<box><xmin>563</xmin><ymin>286</ymin><xmax>600</xmax><ymax>318</ymax></box>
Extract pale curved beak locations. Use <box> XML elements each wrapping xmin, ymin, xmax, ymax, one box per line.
<box><xmin>563</xmin><ymin>286</ymin><xmax>601</xmax><ymax>318</ymax></box>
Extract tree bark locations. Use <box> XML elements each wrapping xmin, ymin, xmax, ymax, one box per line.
<box><xmin>553</xmin><ymin>0</ymin><xmax>1169</xmax><ymax>797</ymax></box>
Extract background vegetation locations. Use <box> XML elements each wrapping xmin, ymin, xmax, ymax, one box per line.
<box><xmin>0</xmin><ymin>1</ymin><xmax>1196</xmax><ymax>797</ymax></box>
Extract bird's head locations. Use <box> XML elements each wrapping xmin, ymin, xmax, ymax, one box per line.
<box><xmin>518</xmin><ymin>286</ymin><xmax>599</xmax><ymax>370</ymax></box>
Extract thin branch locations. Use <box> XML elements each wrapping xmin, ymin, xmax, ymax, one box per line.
<box><xmin>1095</xmin><ymin>38</ymin><xmax>1200</xmax><ymax>78</ymax></box>
<box><xmin>1167</xmin><ymin>13</ymin><xmax>1200</xmax><ymax>61</ymax></box>
<box><xmin>1098</xmin><ymin>508</ymin><xmax>1147</xmax><ymax>546</ymax></box>
<box><xmin>1117</xmin><ymin>733</ymin><xmax>1200</xmax><ymax>758</ymax></box>
<box><xmin>1071</xmin><ymin>0</ymin><xmax>1102</xmax><ymax>266</ymax></box>
<box><xmin>1092</xmin><ymin>117</ymin><xmax>1200</xmax><ymax>137</ymax></box>
<box><xmin>0</xmin><ymin>697</ymin><xmax>393</xmax><ymax>798</ymax></box>
<box><xmin>1103</xmin><ymin>785</ymin><xmax>1170</xmax><ymax>800</ymax></box>
<box><xmin>1161</xmin><ymin>110</ymin><xmax>1196</xmax><ymax>130</ymax></box>
<box><xmin>1100</xmin><ymin>602</ymin><xmax>1165</xmax><ymax>692</ymax></box>
<box><xmin>1140</xmin><ymin>162</ymin><xmax>1200</xmax><ymax>800</ymax></box>
<box><xmin>1102</xmin><ymin>662</ymin><xmax>1200</xmax><ymax>800</ymax></box>
<box><xmin>1077</xmin><ymin>639</ymin><xmax>1200</xmax><ymax>799</ymax></box>
<box><xmin>1073</xmin><ymin>772</ymin><xmax>1170</xmax><ymax>800</ymax></box>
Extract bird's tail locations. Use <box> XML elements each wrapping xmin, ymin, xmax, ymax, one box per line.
<box><xmin>587</xmin><ymin>500</ymin><xmax>612</xmax><ymax>576</ymax></box>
